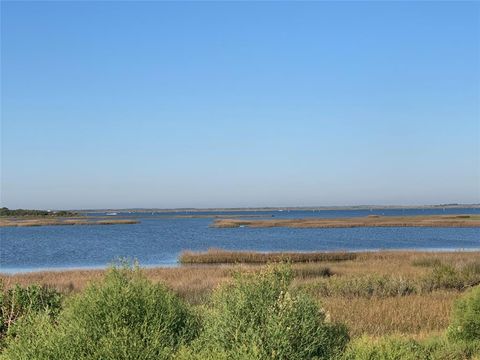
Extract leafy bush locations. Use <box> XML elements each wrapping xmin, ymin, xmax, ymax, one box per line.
<box><xmin>448</xmin><ymin>285</ymin><xmax>480</xmax><ymax>343</ymax></box>
<box><xmin>0</xmin><ymin>283</ymin><xmax>62</xmax><ymax>344</ymax></box>
<box><xmin>192</xmin><ymin>265</ymin><xmax>348</xmax><ymax>360</ymax></box>
<box><xmin>1</xmin><ymin>264</ymin><xmax>199</xmax><ymax>360</ymax></box>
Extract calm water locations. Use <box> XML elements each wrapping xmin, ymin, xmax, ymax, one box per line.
<box><xmin>1</xmin><ymin>208</ymin><xmax>479</xmax><ymax>273</ymax></box>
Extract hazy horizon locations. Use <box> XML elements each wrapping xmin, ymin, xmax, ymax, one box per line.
<box><xmin>2</xmin><ymin>2</ymin><xmax>479</xmax><ymax>209</ymax></box>
<box><xmin>55</xmin><ymin>203</ymin><xmax>480</xmax><ymax>212</ymax></box>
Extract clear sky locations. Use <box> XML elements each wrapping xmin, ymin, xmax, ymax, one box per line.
<box><xmin>1</xmin><ymin>1</ymin><xmax>479</xmax><ymax>209</ymax></box>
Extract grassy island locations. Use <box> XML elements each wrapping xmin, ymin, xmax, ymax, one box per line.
<box><xmin>213</xmin><ymin>214</ymin><xmax>480</xmax><ymax>228</ymax></box>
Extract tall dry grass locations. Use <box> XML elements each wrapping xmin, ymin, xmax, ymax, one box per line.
<box><xmin>322</xmin><ymin>291</ymin><xmax>459</xmax><ymax>337</ymax></box>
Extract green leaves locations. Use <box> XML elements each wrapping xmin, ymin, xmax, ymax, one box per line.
<box><xmin>448</xmin><ymin>285</ymin><xmax>480</xmax><ymax>343</ymax></box>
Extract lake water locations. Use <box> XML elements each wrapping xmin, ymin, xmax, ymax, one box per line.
<box><xmin>1</xmin><ymin>208</ymin><xmax>479</xmax><ymax>273</ymax></box>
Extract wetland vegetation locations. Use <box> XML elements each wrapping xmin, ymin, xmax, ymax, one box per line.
<box><xmin>1</xmin><ymin>251</ymin><xmax>479</xmax><ymax>359</ymax></box>
<box><xmin>213</xmin><ymin>214</ymin><xmax>480</xmax><ymax>229</ymax></box>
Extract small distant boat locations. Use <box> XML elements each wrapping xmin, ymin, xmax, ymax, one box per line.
<box><xmin>106</xmin><ymin>212</ymin><xmax>118</xmax><ymax>216</ymax></box>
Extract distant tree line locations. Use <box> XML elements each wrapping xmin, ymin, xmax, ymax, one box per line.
<box><xmin>0</xmin><ymin>207</ymin><xmax>77</xmax><ymax>217</ymax></box>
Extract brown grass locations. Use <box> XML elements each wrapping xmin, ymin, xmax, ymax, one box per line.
<box><xmin>1</xmin><ymin>251</ymin><xmax>479</xmax><ymax>337</ymax></box>
<box><xmin>179</xmin><ymin>249</ymin><xmax>357</xmax><ymax>264</ymax></box>
<box><xmin>0</xmin><ymin>217</ymin><xmax>139</xmax><ymax>227</ymax></box>
<box><xmin>213</xmin><ymin>214</ymin><xmax>480</xmax><ymax>228</ymax></box>
<box><xmin>322</xmin><ymin>291</ymin><xmax>459</xmax><ymax>337</ymax></box>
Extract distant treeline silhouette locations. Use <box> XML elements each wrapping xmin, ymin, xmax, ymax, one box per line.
<box><xmin>0</xmin><ymin>207</ymin><xmax>77</xmax><ymax>217</ymax></box>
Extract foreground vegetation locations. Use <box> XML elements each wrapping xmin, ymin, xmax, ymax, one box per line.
<box><xmin>213</xmin><ymin>214</ymin><xmax>480</xmax><ymax>228</ymax></box>
<box><xmin>1</xmin><ymin>252</ymin><xmax>480</xmax><ymax>358</ymax></box>
<box><xmin>3</xmin><ymin>251</ymin><xmax>480</xmax><ymax>336</ymax></box>
<box><xmin>0</xmin><ymin>259</ymin><xmax>479</xmax><ymax>359</ymax></box>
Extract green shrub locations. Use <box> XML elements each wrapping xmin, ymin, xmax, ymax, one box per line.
<box><xmin>448</xmin><ymin>285</ymin><xmax>480</xmax><ymax>343</ymax></box>
<box><xmin>1</xmin><ymin>264</ymin><xmax>199</xmax><ymax>360</ymax></box>
<box><xmin>0</xmin><ymin>283</ymin><xmax>62</xmax><ymax>344</ymax></box>
<box><xmin>195</xmin><ymin>264</ymin><xmax>348</xmax><ymax>360</ymax></box>
<box><xmin>0</xmin><ymin>312</ymin><xmax>58</xmax><ymax>360</ymax></box>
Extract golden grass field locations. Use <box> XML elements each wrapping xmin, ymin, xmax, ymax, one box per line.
<box><xmin>213</xmin><ymin>214</ymin><xmax>480</xmax><ymax>228</ymax></box>
<box><xmin>0</xmin><ymin>217</ymin><xmax>139</xmax><ymax>227</ymax></box>
<box><xmin>2</xmin><ymin>250</ymin><xmax>479</xmax><ymax>339</ymax></box>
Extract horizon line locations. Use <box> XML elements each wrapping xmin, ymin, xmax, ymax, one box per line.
<box><xmin>3</xmin><ymin>203</ymin><xmax>477</xmax><ymax>212</ymax></box>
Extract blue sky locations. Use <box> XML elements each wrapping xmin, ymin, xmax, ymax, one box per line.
<box><xmin>1</xmin><ymin>1</ymin><xmax>479</xmax><ymax>209</ymax></box>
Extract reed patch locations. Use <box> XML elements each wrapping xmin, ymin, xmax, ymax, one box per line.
<box><xmin>179</xmin><ymin>249</ymin><xmax>356</xmax><ymax>264</ymax></box>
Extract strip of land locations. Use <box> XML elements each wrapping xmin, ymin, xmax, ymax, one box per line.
<box><xmin>213</xmin><ymin>214</ymin><xmax>480</xmax><ymax>228</ymax></box>
<box><xmin>0</xmin><ymin>217</ymin><xmax>139</xmax><ymax>227</ymax></box>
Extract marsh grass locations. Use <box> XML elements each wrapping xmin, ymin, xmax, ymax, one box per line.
<box><xmin>322</xmin><ymin>292</ymin><xmax>459</xmax><ymax>337</ymax></box>
<box><xmin>213</xmin><ymin>214</ymin><xmax>480</xmax><ymax>229</ymax></box>
<box><xmin>179</xmin><ymin>249</ymin><xmax>356</xmax><ymax>264</ymax></box>
<box><xmin>412</xmin><ymin>257</ymin><xmax>443</xmax><ymax>268</ymax></box>
<box><xmin>421</xmin><ymin>262</ymin><xmax>480</xmax><ymax>292</ymax></box>
<box><xmin>293</xmin><ymin>265</ymin><xmax>333</xmax><ymax>279</ymax></box>
<box><xmin>308</xmin><ymin>275</ymin><xmax>417</xmax><ymax>298</ymax></box>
